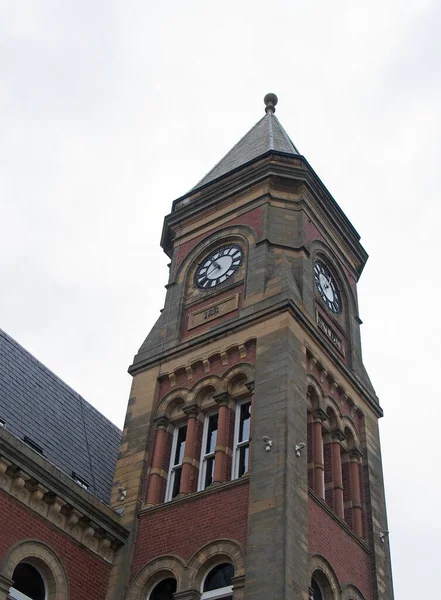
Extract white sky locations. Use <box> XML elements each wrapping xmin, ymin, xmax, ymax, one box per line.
<box><xmin>1</xmin><ymin>1</ymin><xmax>440</xmax><ymax>597</ymax></box>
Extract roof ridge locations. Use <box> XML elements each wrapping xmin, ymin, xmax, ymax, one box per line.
<box><xmin>191</xmin><ymin>114</ymin><xmax>268</xmax><ymax>191</ymax></box>
<box><xmin>189</xmin><ymin>103</ymin><xmax>300</xmax><ymax>193</ymax></box>
<box><xmin>0</xmin><ymin>328</ymin><xmax>121</xmax><ymax>433</ymax></box>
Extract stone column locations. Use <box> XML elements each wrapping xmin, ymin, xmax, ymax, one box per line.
<box><xmin>146</xmin><ymin>416</ymin><xmax>170</xmax><ymax>506</ymax></box>
<box><xmin>180</xmin><ymin>405</ymin><xmax>201</xmax><ymax>494</ymax></box>
<box><xmin>312</xmin><ymin>409</ymin><xmax>327</xmax><ymax>499</ymax></box>
<box><xmin>0</xmin><ymin>575</ymin><xmax>13</xmax><ymax>600</ymax></box>
<box><xmin>213</xmin><ymin>392</ymin><xmax>231</xmax><ymax>484</ymax></box>
<box><xmin>331</xmin><ymin>429</ymin><xmax>345</xmax><ymax>519</ymax></box>
<box><xmin>350</xmin><ymin>449</ymin><xmax>363</xmax><ymax>537</ymax></box>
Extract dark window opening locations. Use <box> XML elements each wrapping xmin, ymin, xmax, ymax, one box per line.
<box><xmin>310</xmin><ymin>578</ymin><xmax>323</xmax><ymax>600</ymax></box>
<box><xmin>204</xmin><ymin>562</ymin><xmax>234</xmax><ymax>592</ymax></box>
<box><xmin>150</xmin><ymin>577</ymin><xmax>177</xmax><ymax>600</ymax></box>
<box><xmin>11</xmin><ymin>562</ymin><xmax>45</xmax><ymax>600</ymax></box>
<box><xmin>72</xmin><ymin>472</ymin><xmax>89</xmax><ymax>490</ymax></box>
<box><xmin>23</xmin><ymin>436</ymin><xmax>43</xmax><ymax>455</ymax></box>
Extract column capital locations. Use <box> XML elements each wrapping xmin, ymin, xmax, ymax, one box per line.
<box><xmin>350</xmin><ymin>448</ymin><xmax>363</xmax><ymax>462</ymax></box>
<box><xmin>0</xmin><ymin>574</ymin><xmax>13</xmax><ymax>595</ymax></box>
<box><xmin>153</xmin><ymin>415</ymin><xmax>170</xmax><ymax>430</ymax></box>
<box><xmin>182</xmin><ymin>404</ymin><xmax>200</xmax><ymax>418</ymax></box>
<box><xmin>213</xmin><ymin>392</ymin><xmax>231</xmax><ymax>407</ymax></box>
<box><xmin>331</xmin><ymin>428</ymin><xmax>346</xmax><ymax>442</ymax></box>
<box><xmin>312</xmin><ymin>408</ymin><xmax>327</xmax><ymax>423</ymax></box>
<box><xmin>245</xmin><ymin>380</ymin><xmax>255</xmax><ymax>393</ymax></box>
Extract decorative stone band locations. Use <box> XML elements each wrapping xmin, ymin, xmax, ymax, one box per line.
<box><xmin>0</xmin><ymin>431</ymin><xmax>128</xmax><ymax>565</ymax></box>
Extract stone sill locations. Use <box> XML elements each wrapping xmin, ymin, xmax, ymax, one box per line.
<box><xmin>308</xmin><ymin>488</ymin><xmax>370</xmax><ymax>553</ymax></box>
<box><xmin>140</xmin><ymin>474</ymin><xmax>250</xmax><ymax>516</ymax></box>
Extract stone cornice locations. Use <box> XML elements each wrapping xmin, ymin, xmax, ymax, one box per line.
<box><xmin>0</xmin><ymin>428</ymin><xmax>129</xmax><ymax>564</ymax></box>
<box><xmin>129</xmin><ymin>295</ymin><xmax>382</xmax><ymax>418</ymax></box>
<box><xmin>164</xmin><ymin>153</ymin><xmax>366</xmax><ymax>268</ymax></box>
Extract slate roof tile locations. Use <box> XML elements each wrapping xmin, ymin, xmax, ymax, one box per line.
<box><xmin>0</xmin><ymin>329</ymin><xmax>121</xmax><ymax>504</ymax></box>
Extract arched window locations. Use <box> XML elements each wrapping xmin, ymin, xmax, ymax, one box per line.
<box><xmin>9</xmin><ymin>562</ymin><xmax>46</xmax><ymax>600</ymax></box>
<box><xmin>149</xmin><ymin>578</ymin><xmax>177</xmax><ymax>600</ymax></box>
<box><xmin>310</xmin><ymin>578</ymin><xmax>324</xmax><ymax>600</ymax></box>
<box><xmin>201</xmin><ymin>563</ymin><xmax>234</xmax><ymax>599</ymax></box>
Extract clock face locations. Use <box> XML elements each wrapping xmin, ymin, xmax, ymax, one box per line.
<box><xmin>314</xmin><ymin>260</ymin><xmax>341</xmax><ymax>313</ymax></box>
<box><xmin>195</xmin><ymin>244</ymin><xmax>243</xmax><ymax>289</ymax></box>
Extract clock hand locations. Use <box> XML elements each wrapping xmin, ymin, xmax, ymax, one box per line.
<box><xmin>207</xmin><ymin>262</ymin><xmax>221</xmax><ymax>277</ymax></box>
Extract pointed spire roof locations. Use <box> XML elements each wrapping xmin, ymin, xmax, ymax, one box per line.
<box><xmin>191</xmin><ymin>94</ymin><xmax>299</xmax><ymax>191</ymax></box>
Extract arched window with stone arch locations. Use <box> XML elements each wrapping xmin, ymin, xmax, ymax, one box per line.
<box><xmin>147</xmin><ymin>577</ymin><xmax>177</xmax><ymax>600</ymax></box>
<box><xmin>1</xmin><ymin>540</ymin><xmax>69</xmax><ymax>600</ymax></box>
<box><xmin>201</xmin><ymin>562</ymin><xmax>234</xmax><ymax>600</ymax></box>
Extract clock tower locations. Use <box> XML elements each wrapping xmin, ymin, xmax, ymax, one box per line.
<box><xmin>108</xmin><ymin>94</ymin><xmax>394</xmax><ymax>600</ymax></box>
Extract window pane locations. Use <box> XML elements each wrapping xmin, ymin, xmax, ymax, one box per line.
<box><xmin>172</xmin><ymin>466</ymin><xmax>182</xmax><ymax>498</ymax></box>
<box><xmin>311</xmin><ymin>579</ymin><xmax>323</xmax><ymax>600</ymax></box>
<box><xmin>12</xmin><ymin>563</ymin><xmax>45</xmax><ymax>600</ymax></box>
<box><xmin>206</xmin><ymin>413</ymin><xmax>218</xmax><ymax>454</ymax></box>
<box><xmin>238</xmin><ymin>445</ymin><xmax>249</xmax><ymax>477</ymax></box>
<box><xmin>204</xmin><ymin>456</ymin><xmax>215</xmax><ymax>488</ymax></box>
<box><xmin>174</xmin><ymin>426</ymin><xmax>187</xmax><ymax>465</ymax></box>
<box><xmin>150</xmin><ymin>578</ymin><xmax>177</xmax><ymax>600</ymax></box>
<box><xmin>239</xmin><ymin>402</ymin><xmax>251</xmax><ymax>442</ymax></box>
<box><xmin>203</xmin><ymin>563</ymin><xmax>234</xmax><ymax>591</ymax></box>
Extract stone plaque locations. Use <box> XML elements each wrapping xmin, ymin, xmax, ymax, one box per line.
<box><xmin>188</xmin><ymin>294</ymin><xmax>239</xmax><ymax>330</ymax></box>
<box><xmin>316</xmin><ymin>311</ymin><xmax>345</xmax><ymax>356</ymax></box>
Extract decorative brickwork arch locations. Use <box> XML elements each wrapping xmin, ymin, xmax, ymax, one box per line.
<box><xmin>341</xmin><ymin>416</ymin><xmax>361</xmax><ymax>452</ymax></box>
<box><xmin>156</xmin><ymin>389</ymin><xmax>190</xmax><ymax>419</ymax></box>
<box><xmin>0</xmin><ymin>539</ymin><xmax>69</xmax><ymax>600</ymax></box>
<box><xmin>127</xmin><ymin>555</ymin><xmax>186</xmax><ymax>600</ymax></box>
<box><xmin>323</xmin><ymin>397</ymin><xmax>343</xmax><ymax>425</ymax></box>
<box><xmin>307</xmin><ymin>377</ymin><xmax>324</xmax><ymax>411</ymax></box>
<box><xmin>192</xmin><ymin>376</ymin><xmax>224</xmax><ymax>405</ymax></box>
<box><xmin>309</xmin><ymin>554</ymin><xmax>340</xmax><ymax>599</ymax></box>
<box><xmin>224</xmin><ymin>363</ymin><xmax>254</xmax><ymax>397</ymax></box>
<box><xmin>186</xmin><ymin>539</ymin><xmax>246</xmax><ymax>592</ymax></box>
<box><xmin>341</xmin><ymin>584</ymin><xmax>366</xmax><ymax>600</ymax></box>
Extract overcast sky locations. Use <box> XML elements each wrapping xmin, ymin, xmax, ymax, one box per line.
<box><xmin>1</xmin><ymin>1</ymin><xmax>440</xmax><ymax>597</ymax></box>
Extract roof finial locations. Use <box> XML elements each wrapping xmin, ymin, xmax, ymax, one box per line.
<box><xmin>264</xmin><ymin>93</ymin><xmax>278</xmax><ymax>114</ymax></box>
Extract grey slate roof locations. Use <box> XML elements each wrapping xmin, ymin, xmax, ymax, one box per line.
<box><xmin>191</xmin><ymin>111</ymin><xmax>300</xmax><ymax>191</ymax></box>
<box><xmin>0</xmin><ymin>328</ymin><xmax>121</xmax><ymax>504</ymax></box>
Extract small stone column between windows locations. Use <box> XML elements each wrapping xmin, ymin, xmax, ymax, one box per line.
<box><xmin>180</xmin><ymin>405</ymin><xmax>201</xmax><ymax>495</ymax></box>
<box><xmin>331</xmin><ymin>428</ymin><xmax>345</xmax><ymax>519</ymax></box>
<box><xmin>350</xmin><ymin>448</ymin><xmax>364</xmax><ymax>537</ymax></box>
<box><xmin>0</xmin><ymin>574</ymin><xmax>13</xmax><ymax>600</ymax></box>
<box><xmin>146</xmin><ymin>416</ymin><xmax>170</xmax><ymax>506</ymax></box>
<box><xmin>212</xmin><ymin>392</ymin><xmax>231</xmax><ymax>484</ymax></box>
<box><xmin>312</xmin><ymin>409</ymin><xmax>327</xmax><ymax>499</ymax></box>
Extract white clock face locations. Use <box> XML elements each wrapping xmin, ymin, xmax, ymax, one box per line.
<box><xmin>314</xmin><ymin>260</ymin><xmax>341</xmax><ymax>313</ymax></box>
<box><xmin>195</xmin><ymin>244</ymin><xmax>243</xmax><ymax>289</ymax></box>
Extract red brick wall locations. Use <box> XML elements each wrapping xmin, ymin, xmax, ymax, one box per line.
<box><xmin>174</xmin><ymin>206</ymin><xmax>265</xmax><ymax>273</ymax></box>
<box><xmin>0</xmin><ymin>490</ymin><xmax>111</xmax><ymax>600</ymax></box>
<box><xmin>132</xmin><ymin>480</ymin><xmax>249</xmax><ymax>580</ymax></box>
<box><xmin>308</xmin><ymin>495</ymin><xmax>371</xmax><ymax>599</ymax></box>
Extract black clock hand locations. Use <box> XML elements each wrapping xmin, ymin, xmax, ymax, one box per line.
<box><xmin>207</xmin><ymin>262</ymin><xmax>221</xmax><ymax>277</ymax></box>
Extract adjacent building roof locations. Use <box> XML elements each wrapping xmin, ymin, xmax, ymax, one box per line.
<box><xmin>191</xmin><ymin>94</ymin><xmax>299</xmax><ymax>191</ymax></box>
<box><xmin>0</xmin><ymin>328</ymin><xmax>121</xmax><ymax>504</ymax></box>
